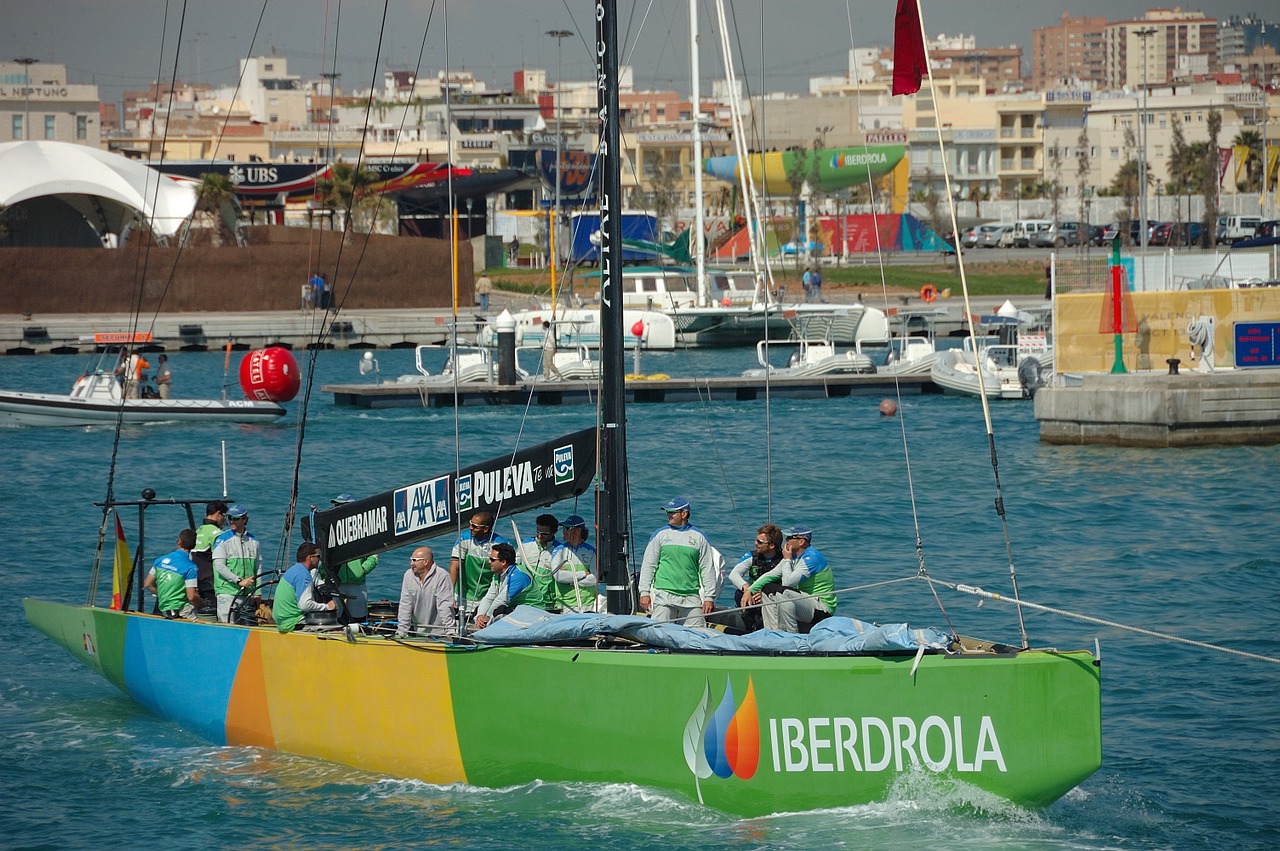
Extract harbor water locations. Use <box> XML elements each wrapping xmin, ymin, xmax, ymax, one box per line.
<box><xmin>2</xmin><ymin>347</ymin><xmax>1277</xmax><ymax>849</ymax></box>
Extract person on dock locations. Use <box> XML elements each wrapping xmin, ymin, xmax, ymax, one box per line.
<box><xmin>516</xmin><ymin>513</ymin><xmax>560</xmax><ymax>611</ymax></box>
<box><xmin>549</xmin><ymin>515</ymin><xmax>598</xmax><ymax>613</ymax></box>
<box><xmin>304</xmin><ymin>274</ymin><xmax>320</xmax><ymax>312</ymax></box>
<box><xmin>474</xmin><ymin>543</ymin><xmax>528</xmax><ymax>629</ymax></box>
<box><xmin>273</xmin><ymin>543</ymin><xmax>335</xmax><ymax>632</ymax></box>
<box><xmin>540</xmin><ymin>321</ymin><xmax>563</xmax><ymax>380</ymax></box>
<box><xmin>450</xmin><ymin>511</ymin><xmax>508</xmax><ymax>618</ymax></box>
<box><xmin>475</xmin><ymin>274</ymin><xmax>493</xmax><ymax>312</ymax></box>
<box><xmin>143</xmin><ymin>529</ymin><xmax>201</xmax><ymax>620</ymax></box>
<box><xmin>638</xmin><ymin>497</ymin><xmax>717</xmax><ymax>628</ymax></box>
<box><xmin>810</xmin><ymin>267</ymin><xmax>825</xmax><ymax>303</ymax></box>
<box><xmin>728</xmin><ymin>523</ymin><xmax>784</xmax><ymax>633</ymax></box>
<box><xmin>328</xmin><ymin>493</ymin><xmax>379</xmax><ymax>624</ymax></box>
<box><xmin>212</xmin><ymin>503</ymin><xmax>262</xmax><ymax>623</ymax></box>
<box><xmin>192</xmin><ymin>500</ymin><xmax>228</xmax><ymax>610</ymax></box>
<box><xmin>801</xmin><ymin>268</ymin><xmax>813</xmax><ymax>302</ymax></box>
<box><xmin>154</xmin><ymin>354</ymin><xmax>172</xmax><ymax>399</ymax></box>
<box><xmin>748</xmin><ymin>525</ymin><xmax>836</xmax><ymax>633</ymax></box>
<box><xmin>396</xmin><ymin>546</ymin><xmax>456</xmax><ymax>637</ymax></box>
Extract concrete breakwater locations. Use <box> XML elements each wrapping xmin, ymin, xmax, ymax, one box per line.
<box><xmin>1035</xmin><ymin>369</ymin><xmax>1280</xmax><ymax>447</ymax></box>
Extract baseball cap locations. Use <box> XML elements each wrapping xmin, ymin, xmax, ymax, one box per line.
<box><xmin>561</xmin><ymin>515</ymin><xmax>586</xmax><ymax>529</ymax></box>
<box><xmin>227</xmin><ymin>503</ymin><xmax>249</xmax><ymax>519</ymax></box>
<box><xmin>662</xmin><ymin>497</ymin><xmax>690</xmax><ymax>512</ymax></box>
<box><xmin>331</xmin><ymin>493</ymin><xmax>355</xmax><ymax>505</ymax></box>
<box><xmin>783</xmin><ymin>524</ymin><xmax>813</xmax><ymax>540</ymax></box>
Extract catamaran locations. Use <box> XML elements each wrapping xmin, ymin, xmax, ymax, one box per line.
<box><xmin>24</xmin><ymin>0</ymin><xmax>1100</xmax><ymax>816</ymax></box>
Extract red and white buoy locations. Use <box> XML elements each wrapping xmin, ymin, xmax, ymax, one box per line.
<box><xmin>239</xmin><ymin>346</ymin><xmax>300</xmax><ymax>402</ymax></box>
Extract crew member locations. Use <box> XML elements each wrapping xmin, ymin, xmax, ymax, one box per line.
<box><xmin>328</xmin><ymin>493</ymin><xmax>379</xmax><ymax>624</ymax></box>
<box><xmin>549</xmin><ymin>515</ymin><xmax>598</xmax><ymax>613</ymax></box>
<box><xmin>143</xmin><ymin>529</ymin><xmax>202</xmax><ymax>619</ymax></box>
<box><xmin>273</xmin><ymin>543</ymin><xmax>336</xmax><ymax>632</ymax></box>
<box><xmin>638</xmin><ymin>497</ymin><xmax>717</xmax><ymax>627</ymax></box>
<box><xmin>212</xmin><ymin>503</ymin><xmax>262</xmax><ymax>623</ymax></box>
<box><xmin>748</xmin><ymin>525</ymin><xmax>835</xmax><ymax>633</ymax></box>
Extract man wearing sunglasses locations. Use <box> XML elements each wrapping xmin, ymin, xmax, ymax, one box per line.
<box><xmin>728</xmin><ymin>523</ymin><xmax>784</xmax><ymax>633</ymax></box>
<box><xmin>548</xmin><ymin>515</ymin><xmax>598</xmax><ymax>613</ymax></box>
<box><xmin>638</xmin><ymin>497</ymin><xmax>718</xmax><ymax>628</ymax></box>
<box><xmin>747</xmin><ymin>525</ymin><xmax>835</xmax><ymax>633</ymax></box>
<box><xmin>450</xmin><ymin>511</ymin><xmax>509</xmax><ymax>617</ymax></box>
<box><xmin>515</xmin><ymin>513</ymin><xmax>561</xmax><ymax>610</ymax></box>
<box><xmin>474</xmin><ymin>543</ymin><xmax>526</xmax><ymax>629</ymax></box>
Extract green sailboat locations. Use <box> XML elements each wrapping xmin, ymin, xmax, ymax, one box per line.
<box><xmin>24</xmin><ymin>1</ymin><xmax>1100</xmax><ymax>816</ymax></box>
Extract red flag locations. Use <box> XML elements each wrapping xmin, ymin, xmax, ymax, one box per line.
<box><xmin>892</xmin><ymin>0</ymin><xmax>928</xmax><ymax>96</ymax></box>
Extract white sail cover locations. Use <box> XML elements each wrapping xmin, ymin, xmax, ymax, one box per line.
<box><xmin>0</xmin><ymin>140</ymin><xmax>197</xmax><ymax>237</ymax></box>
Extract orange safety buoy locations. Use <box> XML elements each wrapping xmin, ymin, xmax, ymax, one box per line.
<box><xmin>920</xmin><ymin>284</ymin><xmax>939</xmax><ymax>303</ymax></box>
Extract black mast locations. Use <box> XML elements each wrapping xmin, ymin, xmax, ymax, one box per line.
<box><xmin>596</xmin><ymin>0</ymin><xmax>631</xmax><ymax>614</ymax></box>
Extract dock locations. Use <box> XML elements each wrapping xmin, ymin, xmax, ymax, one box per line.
<box><xmin>325</xmin><ymin>373</ymin><xmax>939</xmax><ymax>408</ymax></box>
<box><xmin>1034</xmin><ymin>370</ymin><xmax>1280</xmax><ymax>447</ymax></box>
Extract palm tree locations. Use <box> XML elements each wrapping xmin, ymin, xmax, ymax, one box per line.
<box><xmin>190</xmin><ymin>172</ymin><xmax>239</xmax><ymax>247</ymax></box>
<box><xmin>315</xmin><ymin>161</ymin><xmax>384</xmax><ymax>235</ymax></box>
<box><xmin>1203</xmin><ymin>110</ymin><xmax>1222</xmax><ymax>247</ymax></box>
<box><xmin>1231</xmin><ymin>129</ymin><xmax>1263</xmax><ymax>192</ymax></box>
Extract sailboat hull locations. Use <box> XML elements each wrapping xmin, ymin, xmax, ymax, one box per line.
<box><xmin>26</xmin><ymin>599</ymin><xmax>1101</xmax><ymax>815</ymax></box>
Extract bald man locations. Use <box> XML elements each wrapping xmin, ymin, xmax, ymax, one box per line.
<box><xmin>397</xmin><ymin>546</ymin><xmax>456</xmax><ymax>637</ymax></box>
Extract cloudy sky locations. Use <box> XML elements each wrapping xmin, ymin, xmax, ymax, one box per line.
<box><xmin>7</xmin><ymin>0</ymin><xmax>1267</xmax><ymax>106</ymax></box>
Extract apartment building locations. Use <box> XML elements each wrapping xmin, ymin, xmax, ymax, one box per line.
<box><xmin>1104</xmin><ymin>10</ymin><xmax>1218</xmax><ymax>90</ymax></box>
<box><xmin>0</xmin><ymin>60</ymin><xmax>101</xmax><ymax>146</ymax></box>
<box><xmin>1031</xmin><ymin>13</ymin><xmax>1107</xmax><ymax>91</ymax></box>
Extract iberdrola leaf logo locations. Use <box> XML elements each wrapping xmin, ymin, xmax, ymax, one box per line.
<box><xmin>683</xmin><ymin>679</ymin><xmax>714</xmax><ymax>803</ymax></box>
<box><xmin>684</xmin><ymin>676</ymin><xmax>760</xmax><ymax>802</ymax></box>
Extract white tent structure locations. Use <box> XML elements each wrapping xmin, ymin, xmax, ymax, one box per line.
<box><xmin>0</xmin><ymin>141</ymin><xmax>197</xmax><ymax>247</ymax></box>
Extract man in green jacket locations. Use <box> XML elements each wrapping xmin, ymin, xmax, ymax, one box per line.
<box><xmin>330</xmin><ymin>493</ymin><xmax>378</xmax><ymax>624</ymax></box>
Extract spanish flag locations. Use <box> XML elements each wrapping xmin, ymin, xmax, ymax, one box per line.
<box><xmin>110</xmin><ymin>514</ymin><xmax>132</xmax><ymax>610</ymax></box>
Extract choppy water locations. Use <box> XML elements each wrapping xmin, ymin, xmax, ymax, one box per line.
<box><xmin>2</xmin><ymin>347</ymin><xmax>1278</xmax><ymax>849</ymax></box>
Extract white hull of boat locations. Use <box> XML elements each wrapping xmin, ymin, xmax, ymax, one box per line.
<box><xmin>0</xmin><ymin>389</ymin><xmax>286</xmax><ymax>427</ymax></box>
<box><xmin>930</xmin><ymin>348</ymin><xmax>1054</xmax><ymax>400</ymax></box>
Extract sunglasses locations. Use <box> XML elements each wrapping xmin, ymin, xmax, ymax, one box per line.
<box><xmin>487</xmin><ymin>556</ymin><xmax>502</xmax><ymax>562</ymax></box>
<box><xmin>754</xmin><ymin>539</ymin><xmax>771</xmax><ymax>545</ymax></box>
<box><xmin>536</xmin><ymin>529</ymin><xmax>555</xmax><ymax>538</ymax></box>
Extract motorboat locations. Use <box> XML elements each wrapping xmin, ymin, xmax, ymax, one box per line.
<box><xmin>741</xmin><ymin>338</ymin><xmax>874</xmax><ymax>378</ymax></box>
<box><xmin>930</xmin><ymin>337</ymin><xmax>1054</xmax><ymax>400</ymax></box>
<box><xmin>0</xmin><ymin>364</ymin><xmax>286</xmax><ymax>428</ymax></box>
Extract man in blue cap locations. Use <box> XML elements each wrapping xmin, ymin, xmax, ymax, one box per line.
<box><xmin>212</xmin><ymin>503</ymin><xmax>262</xmax><ymax>622</ymax></box>
<box><xmin>638</xmin><ymin>497</ymin><xmax>717</xmax><ymax>627</ymax></box>
<box><xmin>747</xmin><ymin>524</ymin><xmax>835</xmax><ymax>632</ymax></box>
<box><xmin>329</xmin><ymin>493</ymin><xmax>379</xmax><ymax>624</ymax></box>
<box><xmin>549</xmin><ymin>515</ymin><xmax>598</xmax><ymax>612</ymax></box>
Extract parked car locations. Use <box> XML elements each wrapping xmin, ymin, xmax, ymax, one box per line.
<box><xmin>778</xmin><ymin>240</ymin><xmax>824</xmax><ymax>257</ymax></box>
<box><xmin>1178</xmin><ymin>221</ymin><xmax>1205</xmax><ymax>246</ymax></box>
<box><xmin>1088</xmin><ymin>224</ymin><xmax>1107</xmax><ymax>246</ymax></box>
<box><xmin>1149</xmin><ymin>222</ymin><xmax>1176</xmax><ymax>246</ymax></box>
<box><xmin>1033</xmin><ymin>221</ymin><xmax>1084</xmax><ymax>248</ymax></box>
<box><xmin>1010</xmin><ymin>219</ymin><xmax>1053</xmax><ymax>248</ymax></box>
<box><xmin>962</xmin><ymin>224</ymin><xmax>1003</xmax><ymax>249</ymax></box>
<box><xmin>1216</xmin><ymin>215</ymin><xmax>1261</xmax><ymax>244</ymax></box>
<box><xmin>979</xmin><ymin>225</ymin><xmax>1011</xmax><ymax>248</ymax></box>
<box><xmin>1258</xmin><ymin>219</ymin><xmax>1280</xmax><ymax>239</ymax></box>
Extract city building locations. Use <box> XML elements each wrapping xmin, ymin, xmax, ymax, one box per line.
<box><xmin>0</xmin><ymin>60</ymin><xmax>101</xmax><ymax>147</ymax></box>
<box><xmin>1104</xmin><ymin>10</ymin><xmax>1219</xmax><ymax>90</ymax></box>
<box><xmin>1031</xmin><ymin>13</ymin><xmax>1107</xmax><ymax>92</ymax></box>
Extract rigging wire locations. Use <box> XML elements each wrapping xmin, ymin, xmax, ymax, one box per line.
<box><xmin>90</xmin><ymin>0</ymin><xmax>190</xmax><ymax>605</ymax></box>
<box><xmin>910</xmin><ymin>0</ymin><xmax>1030</xmax><ymax>649</ymax></box>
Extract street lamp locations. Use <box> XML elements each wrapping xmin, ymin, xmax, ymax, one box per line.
<box><xmin>1134</xmin><ymin>27</ymin><xmax>1156</xmax><ymax>253</ymax></box>
<box><xmin>546</xmin><ymin>29</ymin><xmax>573</xmax><ymax>250</ymax></box>
<box><xmin>15</xmin><ymin>57</ymin><xmax>36</xmax><ymax>141</ymax></box>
